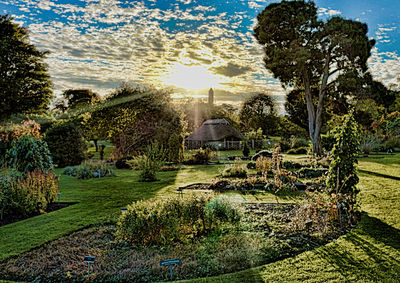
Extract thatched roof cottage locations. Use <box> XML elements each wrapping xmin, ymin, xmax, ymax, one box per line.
<box><xmin>185</xmin><ymin>119</ymin><xmax>244</xmax><ymax>149</ymax></box>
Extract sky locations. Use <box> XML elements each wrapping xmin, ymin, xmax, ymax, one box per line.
<box><xmin>1</xmin><ymin>0</ymin><xmax>399</xmax><ymax>111</ymax></box>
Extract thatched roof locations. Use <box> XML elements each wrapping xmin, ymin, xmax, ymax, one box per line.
<box><xmin>186</xmin><ymin>119</ymin><xmax>244</xmax><ymax>141</ymax></box>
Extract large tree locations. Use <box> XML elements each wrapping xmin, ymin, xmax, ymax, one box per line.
<box><xmin>254</xmin><ymin>1</ymin><xmax>375</xmax><ymax>155</ymax></box>
<box><xmin>239</xmin><ymin>93</ymin><xmax>279</xmax><ymax>136</ymax></box>
<box><xmin>62</xmin><ymin>89</ymin><xmax>102</xmax><ymax>110</ymax></box>
<box><xmin>0</xmin><ymin>15</ymin><xmax>52</xmax><ymax>120</ymax></box>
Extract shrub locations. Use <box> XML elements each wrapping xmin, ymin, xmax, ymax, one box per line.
<box><xmin>251</xmin><ymin>150</ymin><xmax>272</xmax><ymax>161</ymax></box>
<box><xmin>359</xmin><ymin>133</ymin><xmax>382</xmax><ymax>154</ymax></box>
<box><xmin>185</xmin><ymin>148</ymin><xmax>215</xmax><ymax>165</ymax></box>
<box><xmin>0</xmin><ymin>170</ymin><xmax>58</xmax><ymax>219</ymax></box>
<box><xmin>278</xmin><ymin>140</ymin><xmax>291</xmax><ymax>152</ymax></box>
<box><xmin>115</xmin><ymin>156</ymin><xmax>134</xmax><ymax>169</ymax></box>
<box><xmin>297</xmin><ymin>167</ymin><xmax>327</xmax><ymax>178</ymax></box>
<box><xmin>116</xmin><ymin>194</ymin><xmax>241</xmax><ymax>246</ymax></box>
<box><xmin>242</xmin><ymin>141</ymin><xmax>250</xmax><ymax>157</ymax></box>
<box><xmin>221</xmin><ymin>163</ymin><xmax>247</xmax><ymax>178</ymax></box>
<box><xmin>255</xmin><ymin>156</ymin><xmax>273</xmax><ymax>176</ymax></box>
<box><xmin>130</xmin><ymin>142</ymin><xmax>166</xmax><ymax>182</ymax></box>
<box><xmin>326</xmin><ymin>112</ymin><xmax>360</xmax><ymax>196</ymax></box>
<box><xmin>63</xmin><ymin>161</ymin><xmax>114</xmax><ymax>179</ymax></box>
<box><xmin>321</xmin><ymin>132</ymin><xmax>336</xmax><ymax>152</ymax></box>
<box><xmin>6</xmin><ymin>135</ymin><xmax>53</xmax><ymax>173</ymax></box>
<box><xmin>282</xmin><ymin>160</ymin><xmax>304</xmax><ymax>170</ymax></box>
<box><xmin>247</xmin><ymin>162</ymin><xmax>256</xmax><ymax>169</ymax></box>
<box><xmin>166</xmin><ymin>133</ymin><xmax>184</xmax><ymax>163</ymax></box>
<box><xmin>44</xmin><ymin>120</ymin><xmax>87</xmax><ymax>168</ymax></box>
<box><xmin>289</xmin><ymin>136</ymin><xmax>309</xmax><ymax>149</ymax></box>
<box><xmin>286</xmin><ymin>146</ymin><xmax>309</xmax><ymax>155</ymax></box>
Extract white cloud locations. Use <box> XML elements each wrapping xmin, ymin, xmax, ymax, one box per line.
<box><xmin>318</xmin><ymin>7</ymin><xmax>342</xmax><ymax>16</ymax></box>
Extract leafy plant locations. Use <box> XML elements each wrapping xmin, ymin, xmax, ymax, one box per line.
<box><xmin>0</xmin><ymin>169</ymin><xmax>58</xmax><ymax>219</ymax></box>
<box><xmin>221</xmin><ymin>163</ymin><xmax>247</xmax><ymax>178</ymax></box>
<box><xmin>116</xmin><ymin>194</ymin><xmax>241</xmax><ymax>246</ymax></box>
<box><xmin>6</xmin><ymin>135</ymin><xmax>53</xmax><ymax>173</ymax></box>
<box><xmin>63</xmin><ymin>161</ymin><xmax>114</xmax><ymax>179</ymax></box>
<box><xmin>255</xmin><ymin>156</ymin><xmax>273</xmax><ymax>176</ymax></box>
<box><xmin>326</xmin><ymin>112</ymin><xmax>360</xmax><ymax>196</ymax></box>
<box><xmin>44</xmin><ymin>120</ymin><xmax>87</xmax><ymax>168</ymax></box>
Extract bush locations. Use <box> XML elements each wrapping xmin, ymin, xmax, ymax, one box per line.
<box><xmin>247</xmin><ymin>162</ymin><xmax>256</xmax><ymax>169</ymax></box>
<box><xmin>185</xmin><ymin>148</ymin><xmax>215</xmax><ymax>165</ymax></box>
<box><xmin>116</xmin><ymin>194</ymin><xmax>241</xmax><ymax>246</ymax></box>
<box><xmin>297</xmin><ymin>167</ymin><xmax>327</xmax><ymax>178</ymax></box>
<box><xmin>255</xmin><ymin>156</ymin><xmax>273</xmax><ymax>176</ymax></box>
<box><xmin>278</xmin><ymin>140</ymin><xmax>291</xmax><ymax>152</ymax></box>
<box><xmin>221</xmin><ymin>163</ymin><xmax>247</xmax><ymax>178</ymax></box>
<box><xmin>326</xmin><ymin>112</ymin><xmax>360</xmax><ymax>196</ymax></box>
<box><xmin>242</xmin><ymin>141</ymin><xmax>250</xmax><ymax>157</ymax></box>
<box><xmin>286</xmin><ymin>146</ymin><xmax>309</xmax><ymax>155</ymax></box>
<box><xmin>282</xmin><ymin>160</ymin><xmax>304</xmax><ymax>170</ymax></box>
<box><xmin>129</xmin><ymin>142</ymin><xmax>166</xmax><ymax>182</ymax></box>
<box><xmin>321</xmin><ymin>132</ymin><xmax>335</xmax><ymax>152</ymax></box>
<box><xmin>115</xmin><ymin>156</ymin><xmax>134</xmax><ymax>169</ymax></box>
<box><xmin>0</xmin><ymin>170</ymin><xmax>58</xmax><ymax>219</ymax></box>
<box><xmin>44</xmin><ymin>120</ymin><xmax>87</xmax><ymax>168</ymax></box>
<box><xmin>63</xmin><ymin>161</ymin><xmax>114</xmax><ymax>179</ymax></box>
<box><xmin>251</xmin><ymin>150</ymin><xmax>272</xmax><ymax>161</ymax></box>
<box><xmin>290</xmin><ymin>136</ymin><xmax>309</xmax><ymax>149</ymax></box>
<box><xmin>6</xmin><ymin>135</ymin><xmax>53</xmax><ymax>173</ymax></box>
<box><xmin>359</xmin><ymin>133</ymin><xmax>382</xmax><ymax>154</ymax></box>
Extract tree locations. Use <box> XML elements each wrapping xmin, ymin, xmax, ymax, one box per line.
<box><xmin>254</xmin><ymin>1</ymin><xmax>374</xmax><ymax>155</ymax></box>
<box><xmin>0</xmin><ymin>15</ymin><xmax>52</xmax><ymax>120</ymax></box>
<box><xmin>239</xmin><ymin>93</ymin><xmax>279</xmax><ymax>136</ymax></box>
<box><xmin>327</xmin><ymin>112</ymin><xmax>360</xmax><ymax>196</ymax></box>
<box><xmin>62</xmin><ymin>89</ymin><xmax>102</xmax><ymax>110</ymax></box>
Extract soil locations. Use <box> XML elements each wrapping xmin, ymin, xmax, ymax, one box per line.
<box><xmin>0</xmin><ymin>202</ymin><xmax>77</xmax><ymax>227</ymax></box>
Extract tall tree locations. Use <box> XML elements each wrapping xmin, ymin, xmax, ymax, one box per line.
<box><xmin>0</xmin><ymin>15</ymin><xmax>52</xmax><ymax>120</ymax></box>
<box><xmin>239</xmin><ymin>93</ymin><xmax>279</xmax><ymax>136</ymax></box>
<box><xmin>254</xmin><ymin>1</ymin><xmax>375</xmax><ymax>155</ymax></box>
<box><xmin>62</xmin><ymin>89</ymin><xmax>102</xmax><ymax>109</ymax></box>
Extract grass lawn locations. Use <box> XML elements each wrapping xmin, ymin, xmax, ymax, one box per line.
<box><xmin>0</xmin><ymin>153</ymin><xmax>399</xmax><ymax>282</ymax></box>
<box><xmin>185</xmin><ymin>153</ymin><xmax>400</xmax><ymax>282</ymax></box>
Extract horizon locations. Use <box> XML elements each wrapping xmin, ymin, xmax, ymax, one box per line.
<box><xmin>1</xmin><ymin>0</ymin><xmax>399</xmax><ymax>112</ymax></box>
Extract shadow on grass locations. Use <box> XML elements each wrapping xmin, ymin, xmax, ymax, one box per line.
<box><xmin>314</xmin><ymin>212</ymin><xmax>400</xmax><ymax>280</ymax></box>
<box><xmin>359</xmin><ymin>169</ymin><xmax>400</xmax><ymax>181</ymax></box>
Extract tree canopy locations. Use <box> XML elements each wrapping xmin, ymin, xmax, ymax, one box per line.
<box><xmin>0</xmin><ymin>15</ymin><xmax>52</xmax><ymax>120</ymax></box>
<box><xmin>239</xmin><ymin>93</ymin><xmax>279</xmax><ymax>136</ymax></box>
<box><xmin>254</xmin><ymin>0</ymin><xmax>375</xmax><ymax>155</ymax></box>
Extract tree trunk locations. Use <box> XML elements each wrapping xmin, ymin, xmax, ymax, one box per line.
<box><xmin>93</xmin><ymin>139</ymin><xmax>98</xmax><ymax>152</ymax></box>
<box><xmin>303</xmin><ymin>75</ymin><xmax>323</xmax><ymax>156</ymax></box>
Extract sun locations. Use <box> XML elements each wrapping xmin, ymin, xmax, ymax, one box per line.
<box><xmin>161</xmin><ymin>63</ymin><xmax>223</xmax><ymax>91</ymax></box>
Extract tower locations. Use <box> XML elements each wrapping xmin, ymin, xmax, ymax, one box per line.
<box><xmin>208</xmin><ymin>88</ymin><xmax>214</xmax><ymax>106</ymax></box>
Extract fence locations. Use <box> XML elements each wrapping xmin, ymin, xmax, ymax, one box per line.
<box><xmin>185</xmin><ymin>139</ymin><xmax>276</xmax><ymax>150</ymax></box>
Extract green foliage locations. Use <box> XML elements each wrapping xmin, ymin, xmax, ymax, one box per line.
<box><xmin>255</xmin><ymin>156</ymin><xmax>273</xmax><ymax>176</ymax></box>
<box><xmin>289</xmin><ymin>136</ymin><xmax>309</xmax><ymax>149</ymax></box>
<box><xmin>221</xmin><ymin>163</ymin><xmax>247</xmax><ymax>178</ymax></box>
<box><xmin>116</xmin><ymin>194</ymin><xmax>241</xmax><ymax>246</ymax></box>
<box><xmin>6</xmin><ymin>135</ymin><xmax>53</xmax><ymax>173</ymax></box>
<box><xmin>251</xmin><ymin>150</ymin><xmax>272</xmax><ymax>161</ymax></box>
<box><xmin>0</xmin><ymin>15</ymin><xmax>52</xmax><ymax>120</ymax></box>
<box><xmin>286</xmin><ymin>147</ymin><xmax>309</xmax><ymax>155</ymax></box>
<box><xmin>321</xmin><ymin>132</ymin><xmax>336</xmax><ymax>152</ymax></box>
<box><xmin>63</xmin><ymin>161</ymin><xmax>114</xmax><ymax>179</ymax></box>
<box><xmin>115</xmin><ymin>156</ymin><xmax>133</xmax><ymax>169</ymax></box>
<box><xmin>185</xmin><ymin>148</ymin><xmax>215</xmax><ymax>165</ymax></box>
<box><xmin>239</xmin><ymin>93</ymin><xmax>279</xmax><ymax>136</ymax></box>
<box><xmin>129</xmin><ymin>142</ymin><xmax>166</xmax><ymax>182</ymax></box>
<box><xmin>44</xmin><ymin>120</ymin><xmax>87</xmax><ymax>168</ymax></box>
<box><xmin>242</xmin><ymin>141</ymin><xmax>250</xmax><ymax>157</ymax></box>
<box><xmin>254</xmin><ymin>1</ymin><xmax>374</xmax><ymax>155</ymax></box>
<box><xmin>359</xmin><ymin>133</ymin><xmax>382</xmax><ymax>154</ymax></box>
<box><xmin>0</xmin><ymin>169</ymin><xmax>58</xmax><ymax>219</ymax></box>
<box><xmin>327</xmin><ymin>113</ymin><xmax>360</xmax><ymax>195</ymax></box>
<box><xmin>62</xmin><ymin>89</ymin><xmax>101</xmax><ymax>110</ymax></box>
<box><xmin>166</xmin><ymin>133</ymin><xmax>184</xmax><ymax>163</ymax></box>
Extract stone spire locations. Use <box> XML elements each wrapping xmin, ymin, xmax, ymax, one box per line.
<box><xmin>208</xmin><ymin>88</ymin><xmax>214</xmax><ymax>106</ymax></box>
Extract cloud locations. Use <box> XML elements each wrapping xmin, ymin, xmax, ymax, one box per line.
<box><xmin>212</xmin><ymin>62</ymin><xmax>253</xmax><ymax>77</ymax></box>
<box><xmin>318</xmin><ymin>7</ymin><xmax>342</xmax><ymax>16</ymax></box>
<box><xmin>368</xmin><ymin>48</ymin><xmax>400</xmax><ymax>88</ymax></box>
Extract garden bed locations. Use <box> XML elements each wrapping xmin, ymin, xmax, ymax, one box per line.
<box><xmin>0</xmin><ymin>202</ymin><xmax>77</xmax><ymax>227</ymax></box>
<box><xmin>0</xmin><ymin>200</ymin><xmax>354</xmax><ymax>282</ymax></box>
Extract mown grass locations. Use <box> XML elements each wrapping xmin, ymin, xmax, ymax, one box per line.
<box><xmin>185</xmin><ymin>153</ymin><xmax>400</xmax><ymax>282</ymax></box>
<box><xmin>1</xmin><ymin>153</ymin><xmax>399</xmax><ymax>282</ymax></box>
<box><xmin>0</xmin><ymin>163</ymin><xmax>295</xmax><ymax>262</ymax></box>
